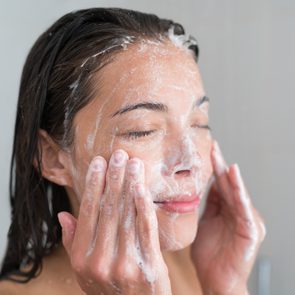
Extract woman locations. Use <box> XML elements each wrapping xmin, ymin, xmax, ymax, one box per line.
<box><xmin>0</xmin><ymin>7</ymin><xmax>265</xmax><ymax>295</ymax></box>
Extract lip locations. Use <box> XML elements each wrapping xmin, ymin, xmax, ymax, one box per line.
<box><xmin>154</xmin><ymin>194</ymin><xmax>201</xmax><ymax>214</ymax></box>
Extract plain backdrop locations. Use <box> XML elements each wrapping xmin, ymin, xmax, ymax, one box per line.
<box><xmin>0</xmin><ymin>1</ymin><xmax>294</xmax><ymax>294</ymax></box>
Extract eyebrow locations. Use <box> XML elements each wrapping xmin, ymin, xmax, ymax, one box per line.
<box><xmin>111</xmin><ymin>95</ymin><xmax>209</xmax><ymax>117</ymax></box>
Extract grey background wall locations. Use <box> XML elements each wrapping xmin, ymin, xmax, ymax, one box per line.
<box><xmin>0</xmin><ymin>1</ymin><xmax>294</xmax><ymax>294</ymax></box>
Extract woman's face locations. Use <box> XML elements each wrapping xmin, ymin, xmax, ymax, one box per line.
<box><xmin>68</xmin><ymin>40</ymin><xmax>213</xmax><ymax>251</ymax></box>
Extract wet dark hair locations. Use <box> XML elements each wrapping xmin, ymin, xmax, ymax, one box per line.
<box><xmin>0</xmin><ymin>7</ymin><xmax>199</xmax><ymax>283</ymax></box>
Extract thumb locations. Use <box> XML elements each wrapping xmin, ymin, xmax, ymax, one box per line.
<box><xmin>57</xmin><ymin>211</ymin><xmax>77</xmax><ymax>255</ymax></box>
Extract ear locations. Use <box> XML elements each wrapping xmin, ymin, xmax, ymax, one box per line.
<box><xmin>34</xmin><ymin>129</ymin><xmax>73</xmax><ymax>188</ymax></box>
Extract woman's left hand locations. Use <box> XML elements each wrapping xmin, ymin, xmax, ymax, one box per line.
<box><xmin>191</xmin><ymin>141</ymin><xmax>266</xmax><ymax>295</ymax></box>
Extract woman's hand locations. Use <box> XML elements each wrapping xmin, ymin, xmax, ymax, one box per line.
<box><xmin>191</xmin><ymin>141</ymin><xmax>266</xmax><ymax>295</ymax></box>
<box><xmin>57</xmin><ymin>150</ymin><xmax>172</xmax><ymax>295</ymax></box>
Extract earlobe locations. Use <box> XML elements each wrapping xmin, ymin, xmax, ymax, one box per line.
<box><xmin>35</xmin><ymin>129</ymin><xmax>73</xmax><ymax>188</ymax></box>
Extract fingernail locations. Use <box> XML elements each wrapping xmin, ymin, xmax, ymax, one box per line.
<box><xmin>128</xmin><ymin>159</ymin><xmax>140</xmax><ymax>174</ymax></box>
<box><xmin>91</xmin><ymin>156</ymin><xmax>106</xmax><ymax>172</ymax></box>
<box><xmin>111</xmin><ymin>150</ymin><xmax>126</xmax><ymax>166</ymax></box>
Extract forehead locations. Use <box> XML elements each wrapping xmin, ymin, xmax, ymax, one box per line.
<box><xmin>98</xmin><ymin>41</ymin><xmax>204</xmax><ymax>104</ymax></box>
<box><xmin>81</xmin><ymin>40</ymin><xmax>205</xmax><ymax>123</ymax></box>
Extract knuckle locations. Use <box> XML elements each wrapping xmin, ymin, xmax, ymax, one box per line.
<box><xmin>102</xmin><ymin>201</ymin><xmax>116</xmax><ymax>216</ymax></box>
<box><xmin>135</xmin><ymin>197</ymin><xmax>146</xmax><ymax>211</ymax></box>
<box><xmin>114</xmin><ymin>262</ymin><xmax>139</xmax><ymax>284</ymax></box>
<box><xmin>88</xmin><ymin>171</ymin><xmax>101</xmax><ymax>187</ymax></box>
<box><xmin>107</xmin><ymin>168</ymin><xmax>124</xmax><ymax>194</ymax></box>
<box><xmin>99</xmin><ymin>192</ymin><xmax>116</xmax><ymax>216</ymax></box>
<box><xmin>84</xmin><ymin>174</ymin><xmax>103</xmax><ymax>198</ymax></box>
<box><xmin>108</xmin><ymin>160</ymin><xmax>126</xmax><ymax>182</ymax></box>
<box><xmin>108</xmin><ymin>180</ymin><xmax>122</xmax><ymax>197</ymax></box>
<box><xmin>80</xmin><ymin>199</ymin><xmax>94</xmax><ymax>215</ymax></box>
<box><xmin>90</xmin><ymin>262</ymin><xmax>110</xmax><ymax>282</ymax></box>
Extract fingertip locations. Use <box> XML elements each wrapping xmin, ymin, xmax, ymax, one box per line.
<box><xmin>110</xmin><ymin>149</ymin><xmax>128</xmax><ymax>167</ymax></box>
<box><xmin>114</xmin><ymin>148</ymin><xmax>129</xmax><ymax>160</ymax></box>
<box><xmin>126</xmin><ymin>157</ymin><xmax>144</xmax><ymax>176</ymax></box>
<box><xmin>230</xmin><ymin>163</ymin><xmax>239</xmax><ymax>172</ymax></box>
<box><xmin>86</xmin><ymin>156</ymin><xmax>107</xmax><ymax>183</ymax></box>
<box><xmin>57</xmin><ymin>211</ymin><xmax>67</xmax><ymax>229</ymax></box>
<box><xmin>58</xmin><ymin>212</ymin><xmax>77</xmax><ymax>234</ymax></box>
<box><xmin>229</xmin><ymin>163</ymin><xmax>243</xmax><ymax>187</ymax></box>
<box><xmin>58</xmin><ymin>212</ymin><xmax>77</xmax><ymax>252</ymax></box>
<box><xmin>211</xmin><ymin>143</ymin><xmax>228</xmax><ymax>176</ymax></box>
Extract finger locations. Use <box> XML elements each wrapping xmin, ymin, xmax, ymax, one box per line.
<box><xmin>72</xmin><ymin>156</ymin><xmax>107</xmax><ymax>256</ymax></box>
<box><xmin>94</xmin><ymin>149</ymin><xmax>128</xmax><ymax>257</ymax></box>
<box><xmin>134</xmin><ymin>183</ymin><xmax>161</xmax><ymax>262</ymax></box>
<box><xmin>58</xmin><ymin>211</ymin><xmax>77</xmax><ymax>256</ymax></box>
<box><xmin>228</xmin><ymin>164</ymin><xmax>254</xmax><ymax>221</ymax></box>
<box><xmin>117</xmin><ymin>158</ymin><xmax>140</xmax><ymax>257</ymax></box>
<box><xmin>228</xmin><ymin>163</ymin><xmax>262</xmax><ymax>251</ymax></box>
<box><xmin>211</xmin><ymin>140</ymin><xmax>234</xmax><ymax>207</ymax></box>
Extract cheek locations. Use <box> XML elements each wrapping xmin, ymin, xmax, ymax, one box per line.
<box><xmin>192</xmin><ymin>127</ymin><xmax>212</xmax><ymax>158</ymax></box>
<box><xmin>197</xmin><ymin>133</ymin><xmax>213</xmax><ymax>186</ymax></box>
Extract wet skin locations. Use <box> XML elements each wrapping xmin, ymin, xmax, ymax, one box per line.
<box><xmin>66</xmin><ymin>40</ymin><xmax>213</xmax><ymax>251</ymax></box>
<box><xmin>34</xmin><ymin>40</ymin><xmax>265</xmax><ymax>295</ymax></box>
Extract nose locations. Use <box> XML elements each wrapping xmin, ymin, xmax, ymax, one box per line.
<box><xmin>165</xmin><ymin>134</ymin><xmax>202</xmax><ymax>178</ymax></box>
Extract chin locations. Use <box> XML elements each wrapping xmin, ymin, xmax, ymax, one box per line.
<box><xmin>157</xmin><ymin>209</ymin><xmax>199</xmax><ymax>252</ymax></box>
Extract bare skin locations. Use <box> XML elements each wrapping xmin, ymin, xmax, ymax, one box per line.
<box><xmin>0</xmin><ymin>245</ymin><xmax>202</xmax><ymax>295</ymax></box>
<box><xmin>0</xmin><ymin>41</ymin><xmax>265</xmax><ymax>294</ymax></box>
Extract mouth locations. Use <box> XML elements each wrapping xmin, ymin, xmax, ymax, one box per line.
<box><xmin>153</xmin><ymin>194</ymin><xmax>201</xmax><ymax>214</ymax></box>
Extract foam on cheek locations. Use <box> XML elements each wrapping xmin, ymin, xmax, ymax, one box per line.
<box><xmin>150</xmin><ymin>161</ymin><xmax>171</xmax><ymax>197</ymax></box>
<box><xmin>86</xmin><ymin>113</ymin><xmax>101</xmax><ymax>153</ymax></box>
<box><xmin>148</xmin><ymin>136</ymin><xmax>206</xmax><ymax>253</ymax></box>
<box><xmin>149</xmin><ymin>133</ymin><xmax>205</xmax><ymax>201</ymax></box>
<box><xmin>69</xmin><ymin>161</ymin><xmax>83</xmax><ymax>199</ymax></box>
<box><xmin>180</xmin><ymin>135</ymin><xmax>202</xmax><ymax>168</ymax></box>
<box><xmin>108</xmin><ymin>127</ymin><xmax>118</xmax><ymax>154</ymax></box>
<box><xmin>182</xmin><ymin>136</ymin><xmax>206</xmax><ymax>195</ymax></box>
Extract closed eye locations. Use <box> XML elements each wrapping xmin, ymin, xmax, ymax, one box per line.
<box><xmin>123</xmin><ymin>130</ymin><xmax>156</xmax><ymax>140</ymax></box>
<box><xmin>191</xmin><ymin>124</ymin><xmax>211</xmax><ymax>130</ymax></box>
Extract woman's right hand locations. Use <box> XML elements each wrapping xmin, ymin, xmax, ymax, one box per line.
<box><xmin>57</xmin><ymin>149</ymin><xmax>172</xmax><ymax>295</ymax></box>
